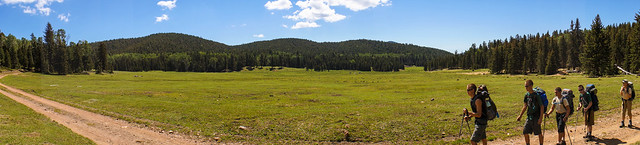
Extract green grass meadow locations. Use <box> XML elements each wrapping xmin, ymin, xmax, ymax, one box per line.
<box><xmin>1</xmin><ymin>67</ymin><xmax>638</xmax><ymax>144</ymax></box>
<box><xmin>0</xmin><ymin>91</ymin><xmax>94</xmax><ymax>144</ymax></box>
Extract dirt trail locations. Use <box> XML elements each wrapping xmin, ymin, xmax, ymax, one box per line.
<box><xmin>0</xmin><ymin>73</ymin><xmax>205</xmax><ymax>145</ymax></box>
<box><xmin>490</xmin><ymin>107</ymin><xmax>640</xmax><ymax>144</ymax></box>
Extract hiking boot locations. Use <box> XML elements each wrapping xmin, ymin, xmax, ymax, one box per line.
<box><xmin>621</xmin><ymin>121</ymin><xmax>626</xmax><ymax>128</ymax></box>
<box><xmin>629</xmin><ymin>120</ymin><xmax>633</xmax><ymax>128</ymax></box>
<box><xmin>561</xmin><ymin>140</ymin><xmax>566</xmax><ymax>145</ymax></box>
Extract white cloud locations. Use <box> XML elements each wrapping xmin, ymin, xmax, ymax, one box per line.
<box><xmin>157</xmin><ymin>0</ymin><xmax>176</xmax><ymax>10</ymax></box>
<box><xmin>285</xmin><ymin>0</ymin><xmax>346</xmax><ymax>23</ymax></box>
<box><xmin>19</xmin><ymin>5</ymin><xmax>35</xmax><ymax>14</ymax></box>
<box><xmin>291</xmin><ymin>21</ymin><xmax>320</xmax><ymax>29</ymax></box>
<box><xmin>253</xmin><ymin>34</ymin><xmax>265</xmax><ymax>38</ymax></box>
<box><xmin>155</xmin><ymin>14</ymin><xmax>169</xmax><ymax>22</ymax></box>
<box><xmin>3</xmin><ymin>0</ymin><xmax>63</xmax><ymax>16</ymax></box>
<box><xmin>282</xmin><ymin>24</ymin><xmax>288</xmax><ymax>28</ymax></box>
<box><xmin>57</xmin><ymin>13</ymin><xmax>69</xmax><ymax>22</ymax></box>
<box><xmin>327</xmin><ymin>0</ymin><xmax>391</xmax><ymax>11</ymax></box>
<box><xmin>270</xmin><ymin>0</ymin><xmax>390</xmax><ymax>29</ymax></box>
<box><xmin>2</xmin><ymin>0</ymin><xmax>36</xmax><ymax>4</ymax></box>
<box><xmin>265</xmin><ymin>0</ymin><xmax>292</xmax><ymax>10</ymax></box>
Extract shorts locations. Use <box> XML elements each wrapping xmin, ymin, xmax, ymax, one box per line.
<box><xmin>622</xmin><ymin>100</ymin><xmax>632</xmax><ymax>118</ymax></box>
<box><xmin>556</xmin><ymin>113</ymin><xmax>567</xmax><ymax>133</ymax></box>
<box><xmin>523</xmin><ymin>118</ymin><xmax>542</xmax><ymax>135</ymax></box>
<box><xmin>471</xmin><ymin>124</ymin><xmax>487</xmax><ymax>142</ymax></box>
<box><xmin>584</xmin><ymin>110</ymin><xmax>595</xmax><ymax>126</ymax></box>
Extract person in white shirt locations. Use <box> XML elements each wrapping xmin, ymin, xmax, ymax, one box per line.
<box><xmin>620</xmin><ymin>79</ymin><xmax>633</xmax><ymax>128</ymax></box>
<box><xmin>546</xmin><ymin>87</ymin><xmax>570</xmax><ymax>145</ymax></box>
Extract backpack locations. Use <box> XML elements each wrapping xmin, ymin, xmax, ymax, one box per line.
<box><xmin>630</xmin><ymin>82</ymin><xmax>636</xmax><ymax>101</ymax></box>
<box><xmin>533</xmin><ymin>87</ymin><xmax>549</xmax><ymax>112</ymax></box>
<box><xmin>586</xmin><ymin>84</ymin><xmax>599</xmax><ymax>111</ymax></box>
<box><xmin>478</xmin><ymin>85</ymin><xmax>499</xmax><ymax>120</ymax></box>
<box><xmin>561</xmin><ymin>89</ymin><xmax>575</xmax><ymax>116</ymax></box>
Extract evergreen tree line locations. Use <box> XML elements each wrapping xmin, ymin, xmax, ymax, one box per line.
<box><xmin>2</xmin><ymin>24</ymin><xmax>450</xmax><ymax>73</ymax></box>
<box><xmin>110</xmin><ymin>52</ymin><xmax>405</xmax><ymax>72</ymax></box>
<box><xmin>426</xmin><ymin>11</ymin><xmax>640</xmax><ymax>77</ymax></box>
<box><xmin>0</xmin><ymin>23</ymin><xmax>108</xmax><ymax>74</ymax></box>
<box><xmin>100</xmin><ymin>34</ymin><xmax>450</xmax><ymax>72</ymax></box>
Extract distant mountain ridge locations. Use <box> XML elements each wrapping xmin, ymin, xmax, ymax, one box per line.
<box><xmin>92</xmin><ymin>33</ymin><xmax>452</xmax><ymax>57</ymax></box>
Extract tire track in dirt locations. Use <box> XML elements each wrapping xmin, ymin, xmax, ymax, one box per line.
<box><xmin>0</xmin><ymin>73</ymin><xmax>206</xmax><ymax>145</ymax></box>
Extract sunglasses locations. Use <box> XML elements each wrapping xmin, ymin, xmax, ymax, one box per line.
<box><xmin>467</xmin><ymin>89</ymin><xmax>474</xmax><ymax>91</ymax></box>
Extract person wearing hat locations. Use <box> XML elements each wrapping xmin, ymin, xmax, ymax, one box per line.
<box><xmin>620</xmin><ymin>79</ymin><xmax>633</xmax><ymax>127</ymax></box>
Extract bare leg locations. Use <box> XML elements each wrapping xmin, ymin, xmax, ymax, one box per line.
<box><xmin>481</xmin><ymin>139</ymin><xmax>487</xmax><ymax>145</ymax></box>
<box><xmin>622</xmin><ymin>101</ymin><xmax>626</xmax><ymax>121</ymax></box>
<box><xmin>538</xmin><ymin>134</ymin><xmax>544</xmax><ymax>145</ymax></box>
<box><xmin>524</xmin><ymin>134</ymin><xmax>530</xmax><ymax>144</ymax></box>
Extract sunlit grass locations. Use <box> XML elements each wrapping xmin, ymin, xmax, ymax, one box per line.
<box><xmin>1</xmin><ymin>67</ymin><xmax>637</xmax><ymax>144</ymax></box>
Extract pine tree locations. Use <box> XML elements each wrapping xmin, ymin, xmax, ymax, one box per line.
<box><xmin>630</xmin><ymin>11</ymin><xmax>640</xmax><ymax>73</ymax></box>
<box><xmin>97</xmin><ymin>42</ymin><xmax>107</xmax><ymax>74</ymax></box>
<box><xmin>0</xmin><ymin>33</ymin><xmax>5</xmax><ymax>67</ymax></box>
<box><xmin>545</xmin><ymin>44</ymin><xmax>559</xmax><ymax>75</ymax></box>
<box><xmin>43</xmin><ymin>23</ymin><xmax>55</xmax><ymax>74</ymax></box>
<box><xmin>54</xmin><ymin>29</ymin><xmax>70</xmax><ymax>74</ymax></box>
<box><xmin>581</xmin><ymin>14</ymin><xmax>610</xmax><ymax>77</ymax></box>
<box><xmin>568</xmin><ymin>19</ymin><xmax>584</xmax><ymax>71</ymax></box>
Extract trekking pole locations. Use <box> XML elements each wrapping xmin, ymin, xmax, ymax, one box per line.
<box><xmin>543</xmin><ymin>115</ymin><xmax>546</xmax><ymax>136</ymax></box>
<box><xmin>566</xmin><ymin>123</ymin><xmax>573</xmax><ymax>145</ymax></box>
<box><xmin>459</xmin><ymin>114</ymin><xmax>464</xmax><ymax>137</ymax></box>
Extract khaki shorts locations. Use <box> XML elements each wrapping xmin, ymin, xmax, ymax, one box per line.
<box><xmin>622</xmin><ymin>100</ymin><xmax>632</xmax><ymax>117</ymax></box>
<box><xmin>584</xmin><ymin>110</ymin><xmax>595</xmax><ymax>126</ymax></box>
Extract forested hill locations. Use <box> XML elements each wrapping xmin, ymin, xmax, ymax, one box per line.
<box><xmin>92</xmin><ymin>33</ymin><xmax>229</xmax><ymax>54</ymax></box>
<box><xmin>93</xmin><ymin>33</ymin><xmax>451</xmax><ymax>57</ymax></box>
<box><xmin>86</xmin><ymin>33</ymin><xmax>451</xmax><ymax>72</ymax></box>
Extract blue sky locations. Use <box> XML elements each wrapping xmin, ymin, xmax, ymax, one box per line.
<box><xmin>0</xmin><ymin>0</ymin><xmax>639</xmax><ymax>53</ymax></box>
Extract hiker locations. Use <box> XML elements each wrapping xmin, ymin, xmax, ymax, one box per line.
<box><xmin>620</xmin><ymin>79</ymin><xmax>633</xmax><ymax>128</ymax></box>
<box><xmin>577</xmin><ymin>85</ymin><xmax>594</xmax><ymax>139</ymax></box>
<box><xmin>545</xmin><ymin>87</ymin><xmax>570</xmax><ymax>145</ymax></box>
<box><xmin>517</xmin><ymin>80</ymin><xmax>544</xmax><ymax>145</ymax></box>
<box><xmin>463</xmin><ymin>83</ymin><xmax>488</xmax><ymax>145</ymax></box>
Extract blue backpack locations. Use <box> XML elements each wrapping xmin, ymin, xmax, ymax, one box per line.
<box><xmin>533</xmin><ymin>87</ymin><xmax>549</xmax><ymax>112</ymax></box>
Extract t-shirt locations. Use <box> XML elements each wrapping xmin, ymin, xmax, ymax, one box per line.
<box><xmin>580</xmin><ymin>92</ymin><xmax>592</xmax><ymax>110</ymax></box>
<box><xmin>523</xmin><ymin>92</ymin><xmax>543</xmax><ymax>121</ymax></box>
<box><xmin>621</xmin><ymin>86</ymin><xmax>632</xmax><ymax>100</ymax></box>
<box><xmin>552</xmin><ymin>96</ymin><xmax>569</xmax><ymax>114</ymax></box>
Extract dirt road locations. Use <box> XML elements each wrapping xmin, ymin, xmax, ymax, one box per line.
<box><xmin>490</xmin><ymin>107</ymin><xmax>640</xmax><ymax>145</ymax></box>
<box><xmin>0</xmin><ymin>74</ymin><xmax>206</xmax><ymax>145</ymax></box>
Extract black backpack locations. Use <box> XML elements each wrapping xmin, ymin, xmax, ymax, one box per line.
<box><xmin>586</xmin><ymin>84</ymin><xmax>599</xmax><ymax>111</ymax></box>
<box><xmin>630</xmin><ymin>82</ymin><xmax>636</xmax><ymax>101</ymax></box>
<box><xmin>478</xmin><ymin>85</ymin><xmax>498</xmax><ymax>120</ymax></box>
<box><xmin>561</xmin><ymin>89</ymin><xmax>575</xmax><ymax>116</ymax></box>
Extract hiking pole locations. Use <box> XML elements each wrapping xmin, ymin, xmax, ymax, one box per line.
<box><xmin>459</xmin><ymin>113</ymin><xmax>465</xmax><ymax>137</ymax></box>
<box><xmin>459</xmin><ymin>108</ymin><xmax>468</xmax><ymax>137</ymax></box>
<box><xmin>566</xmin><ymin>122</ymin><xmax>573</xmax><ymax>145</ymax></box>
<box><xmin>543</xmin><ymin>115</ymin><xmax>546</xmax><ymax>136</ymax></box>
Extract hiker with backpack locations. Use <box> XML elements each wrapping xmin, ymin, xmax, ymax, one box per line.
<box><xmin>577</xmin><ymin>85</ymin><xmax>595</xmax><ymax>139</ymax></box>
<box><xmin>517</xmin><ymin>80</ymin><xmax>545</xmax><ymax>145</ymax></box>
<box><xmin>620</xmin><ymin>79</ymin><xmax>634</xmax><ymax>128</ymax></box>
<box><xmin>545</xmin><ymin>87</ymin><xmax>571</xmax><ymax>145</ymax></box>
<box><xmin>463</xmin><ymin>83</ymin><xmax>488</xmax><ymax>145</ymax></box>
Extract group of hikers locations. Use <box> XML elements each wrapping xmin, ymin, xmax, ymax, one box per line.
<box><xmin>463</xmin><ymin>79</ymin><xmax>636</xmax><ymax>145</ymax></box>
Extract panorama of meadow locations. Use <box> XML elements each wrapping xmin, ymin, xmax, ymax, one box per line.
<box><xmin>1</xmin><ymin>67</ymin><xmax>638</xmax><ymax>144</ymax></box>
